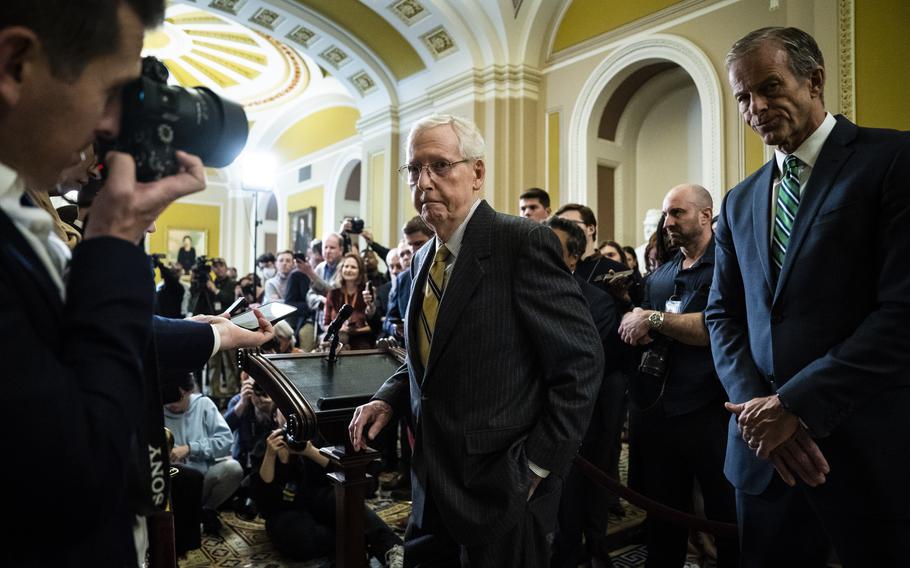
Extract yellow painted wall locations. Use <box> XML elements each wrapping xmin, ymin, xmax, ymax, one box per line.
<box><xmin>369</xmin><ymin>152</ymin><xmax>386</xmax><ymax>243</ymax></box>
<box><xmin>553</xmin><ymin>0</ymin><xmax>680</xmax><ymax>53</ymax></box>
<box><xmin>744</xmin><ymin>126</ymin><xmax>766</xmax><ymax>175</ymax></box>
<box><xmin>855</xmin><ymin>0</ymin><xmax>910</xmax><ymax>129</ymax></box>
<box><xmin>271</xmin><ymin>106</ymin><xmax>360</xmax><ymax>164</ymax></box>
<box><xmin>287</xmin><ymin>186</ymin><xmax>324</xmax><ymax>239</ymax></box>
<box><xmin>148</xmin><ymin>202</ymin><xmax>221</xmax><ymax>259</ymax></box>
<box><xmin>547</xmin><ymin>112</ymin><xmax>560</xmax><ymax>206</ymax></box>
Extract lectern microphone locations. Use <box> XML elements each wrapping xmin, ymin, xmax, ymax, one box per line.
<box><xmin>325</xmin><ymin>304</ymin><xmax>354</xmax><ymax>339</ymax></box>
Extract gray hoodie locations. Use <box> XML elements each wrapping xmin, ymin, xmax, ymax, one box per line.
<box><xmin>163</xmin><ymin>393</ymin><xmax>233</xmax><ymax>475</ymax></box>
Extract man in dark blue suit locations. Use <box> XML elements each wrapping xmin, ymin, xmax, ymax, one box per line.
<box><xmin>706</xmin><ymin>27</ymin><xmax>910</xmax><ymax>567</ymax></box>
<box><xmin>383</xmin><ymin>216</ymin><xmax>433</xmax><ymax>340</ymax></box>
<box><xmin>0</xmin><ymin>2</ymin><xmax>272</xmax><ymax>565</ymax></box>
<box><xmin>350</xmin><ymin>114</ymin><xmax>603</xmax><ymax>567</ymax></box>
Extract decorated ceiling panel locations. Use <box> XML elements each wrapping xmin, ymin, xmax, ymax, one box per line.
<box><xmin>143</xmin><ymin>4</ymin><xmax>310</xmax><ymax>112</ymax></box>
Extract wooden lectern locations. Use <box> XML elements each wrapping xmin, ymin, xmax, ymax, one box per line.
<box><xmin>239</xmin><ymin>347</ymin><xmax>402</xmax><ymax>567</ymax></box>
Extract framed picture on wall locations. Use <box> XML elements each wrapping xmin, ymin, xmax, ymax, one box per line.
<box><xmin>289</xmin><ymin>207</ymin><xmax>316</xmax><ymax>255</ymax></box>
<box><xmin>168</xmin><ymin>229</ymin><xmax>207</xmax><ymax>273</ymax></box>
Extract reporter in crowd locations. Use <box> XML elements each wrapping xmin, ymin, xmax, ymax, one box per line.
<box><xmin>323</xmin><ymin>252</ymin><xmax>375</xmax><ymax>350</ymax></box>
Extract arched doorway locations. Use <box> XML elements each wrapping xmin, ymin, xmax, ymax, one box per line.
<box><xmin>568</xmin><ymin>34</ymin><xmax>724</xmax><ymax>247</ymax></box>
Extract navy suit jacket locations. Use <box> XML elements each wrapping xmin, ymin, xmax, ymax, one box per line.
<box><xmin>382</xmin><ymin>268</ymin><xmax>413</xmax><ymax>337</ymax></box>
<box><xmin>373</xmin><ymin>201</ymin><xmax>603</xmax><ymax>545</ymax></box>
<box><xmin>0</xmin><ymin>208</ymin><xmax>153</xmax><ymax>565</ymax></box>
<box><xmin>706</xmin><ymin>116</ymin><xmax>910</xmax><ymax>511</ymax></box>
<box><xmin>0</xmin><ymin>206</ymin><xmax>214</xmax><ymax>565</ymax></box>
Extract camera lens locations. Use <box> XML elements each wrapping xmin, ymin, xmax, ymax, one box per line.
<box><xmin>114</xmin><ymin>57</ymin><xmax>249</xmax><ymax>182</ymax></box>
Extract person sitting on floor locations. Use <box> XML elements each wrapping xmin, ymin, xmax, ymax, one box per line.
<box><xmin>251</xmin><ymin>409</ymin><xmax>403</xmax><ymax>566</ymax></box>
<box><xmin>164</xmin><ymin>373</ymin><xmax>243</xmax><ymax>535</ymax></box>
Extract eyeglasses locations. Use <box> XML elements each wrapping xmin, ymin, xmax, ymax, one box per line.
<box><xmin>398</xmin><ymin>159</ymin><xmax>470</xmax><ymax>183</ymax></box>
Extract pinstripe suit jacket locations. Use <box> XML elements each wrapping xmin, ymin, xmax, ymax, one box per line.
<box><xmin>373</xmin><ymin>200</ymin><xmax>604</xmax><ymax>545</ymax></box>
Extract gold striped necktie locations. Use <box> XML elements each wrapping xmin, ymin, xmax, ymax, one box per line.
<box><xmin>417</xmin><ymin>245</ymin><xmax>450</xmax><ymax>368</ymax></box>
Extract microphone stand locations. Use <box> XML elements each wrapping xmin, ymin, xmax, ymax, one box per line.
<box><xmin>326</xmin><ymin>330</ymin><xmax>341</xmax><ymax>365</ymax></box>
<box><xmin>323</xmin><ymin>303</ymin><xmax>353</xmax><ymax>366</ymax></box>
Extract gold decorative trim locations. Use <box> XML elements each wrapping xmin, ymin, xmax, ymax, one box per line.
<box><xmin>838</xmin><ymin>0</ymin><xmax>855</xmax><ymax>121</ymax></box>
<box><xmin>243</xmin><ymin>35</ymin><xmax>308</xmax><ymax>108</ymax></box>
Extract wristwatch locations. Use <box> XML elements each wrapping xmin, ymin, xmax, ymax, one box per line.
<box><xmin>648</xmin><ymin>310</ymin><xmax>665</xmax><ymax>330</ymax></box>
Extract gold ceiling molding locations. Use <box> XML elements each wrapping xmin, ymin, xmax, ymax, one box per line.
<box><xmin>295</xmin><ymin>0</ymin><xmax>425</xmax><ymax>80</ymax></box>
<box><xmin>190</xmin><ymin>48</ymin><xmax>261</xmax><ymax>79</ymax></box>
<box><xmin>838</xmin><ymin>0</ymin><xmax>855</xmax><ymax>121</ymax></box>
<box><xmin>145</xmin><ymin>4</ymin><xmax>311</xmax><ymax>110</ymax></box>
<box><xmin>242</xmin><ymin>36</ymin><xmax>309</xmax><ymax>108</ymax></box>
<box><xmin>191</xmin><ymin>40</ymin><xmax>267</xmax><ymax>65</ymax></box>
<box><xmin>181</xmin><ymin>54</ymin><xmax>239</xmax><ymax>87</ymax></box>
<box><xmin>166</xmin><ymin>12</ymin><xmax>226</xmax><ymax>25</ymax></box>
<box><xmin>184</xmin><ymin>29</ymin><xmax>259</xmax><ymax>45</ymax></box>
<box><xmin>162</xmin><ymin>58</ymin><xmax>199</xmax><ymax>86</ymax></box>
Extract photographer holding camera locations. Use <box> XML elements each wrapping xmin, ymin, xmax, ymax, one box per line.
<box><xmin>188</xmin><ymin>256</ymin><xmax>224</xmax><ymax>315</ymax></box>
<box><xmin>0</xmin><ymin>1</ymin><xmax>270</xmax><ymax>565</ymax></box>
<box><xmin>339</xmin><ymin>216</ymin><xmax>392</xmax><ymax>264</ymax></box>
<box><xmin>617</xmin><ymin>184</ymin><xmax>738</xmax><ymax>567</ymax></box>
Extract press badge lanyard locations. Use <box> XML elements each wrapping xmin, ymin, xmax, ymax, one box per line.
<box><xmin>665</xmin><ymin>254</ymin><xmax>703</xmax><ymax>314</ymax></box>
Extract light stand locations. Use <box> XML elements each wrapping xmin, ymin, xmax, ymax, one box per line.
<box><xmin>240</xmin><ymin>152</ymin><xmax>277</xmax><ymax>299</ymax></box>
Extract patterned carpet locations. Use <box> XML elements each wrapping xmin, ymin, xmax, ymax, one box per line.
<box><xmin>178</xmin><ymin>495</ymin><xmax>409</xmax><ymax>567</ymax></box>
<box><xmin>178</xmin><ymin>445</ymin><xmax>718</xmax><ymax>567</ymax></box>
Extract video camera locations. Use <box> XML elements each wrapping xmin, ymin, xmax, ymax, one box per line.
<box><xmin>99</xmin><ymin>56</ymin><xmax>249</xmax><ymax>183</ymax></box>
<box><xmin>190</xmin><ymin>256</ymin><xmax>213</xmax><ymax>293</ymax></box>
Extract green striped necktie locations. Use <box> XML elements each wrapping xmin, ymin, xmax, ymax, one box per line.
<box><xmin>772</xmin><ymin>154</ymin><xmax>802</xmax><ymax>280</ymax></box>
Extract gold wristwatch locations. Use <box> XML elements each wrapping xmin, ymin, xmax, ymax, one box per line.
<box><xmin>648</xmin><ymin>310</ymin><xmax>665</xmax><ymax>330</ymax></box>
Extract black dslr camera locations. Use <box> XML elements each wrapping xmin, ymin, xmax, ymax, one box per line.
<box><xmin>639</xmin><ymin>337</ymin><xmax>670</xmax><ymax>379</ymax></box>
<box><xmin>107</xmin><ymin>57</ymin><xmax>249</xmax><ymax>182</ymax></box>
<box><xmin>348</xmin><ymin>217</ymin><xmax>365</xmax><ymax>234</ymax></box>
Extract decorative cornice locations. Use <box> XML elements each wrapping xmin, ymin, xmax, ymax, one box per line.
<box><xmin>838</xmin><ymin>0</ymin><xmax>855</xmax><ymax>121</ymax></box>
<box><xmin>357</xmin><ymin>107</ymin><xmax>400</xmax><ymax>139</ymax></box>
<box><xmin>545</xmin><ymin>0</ymin><xmax>727</xmax><ymax>69</ymax></box>
<box><xmin>424</xmin><ymin>64</ymin><xmax>542</xmax><ymax>105</ymax></box>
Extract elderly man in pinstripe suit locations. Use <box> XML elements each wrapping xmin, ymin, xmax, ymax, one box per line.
<box><xmin>350</xmin><ymin>114</ymin><xmax>604</xmax><ymax>567</ymax></box>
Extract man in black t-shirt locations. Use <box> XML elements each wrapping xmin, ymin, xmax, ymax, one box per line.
<box><xmin>618</xmin><ymin>184</ymin><xmax>738</xmax><ymax>567</ymax></box>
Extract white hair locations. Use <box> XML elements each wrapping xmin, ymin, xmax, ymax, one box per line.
<box><xmin>406</xmin><ymin>114</ymin><xmax>485</xmax><ymax>160</ymax></box>
<box><xmin>386</xmin><ymin>248</ymin><xmax>400</xmax><ymax>264</ymax></box>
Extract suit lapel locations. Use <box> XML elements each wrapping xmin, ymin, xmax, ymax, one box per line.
<box><xmin>751</xmin><ymin>160</ymin><xmax>776</xmax><ymax>294</ymax></box>
<box><xmin>422</xmin><ymin>202</ymin><xmax>492</xmax><ymax>384</ymax></box>
<box><xmin>774</xmin><ymin>117</ymin><xmax>856</xmax><ymax>303</ymax></box>
<box><xmin>0</xmin><ymin>209</ymin><xmax>64</xmax><ymax>317</ymax></box>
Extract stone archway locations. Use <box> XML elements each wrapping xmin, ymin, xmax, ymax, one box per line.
<box><xmin>566</xmin><ymin>34</ymin><xmax>725</xmax><ymax>209</ymax></box>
